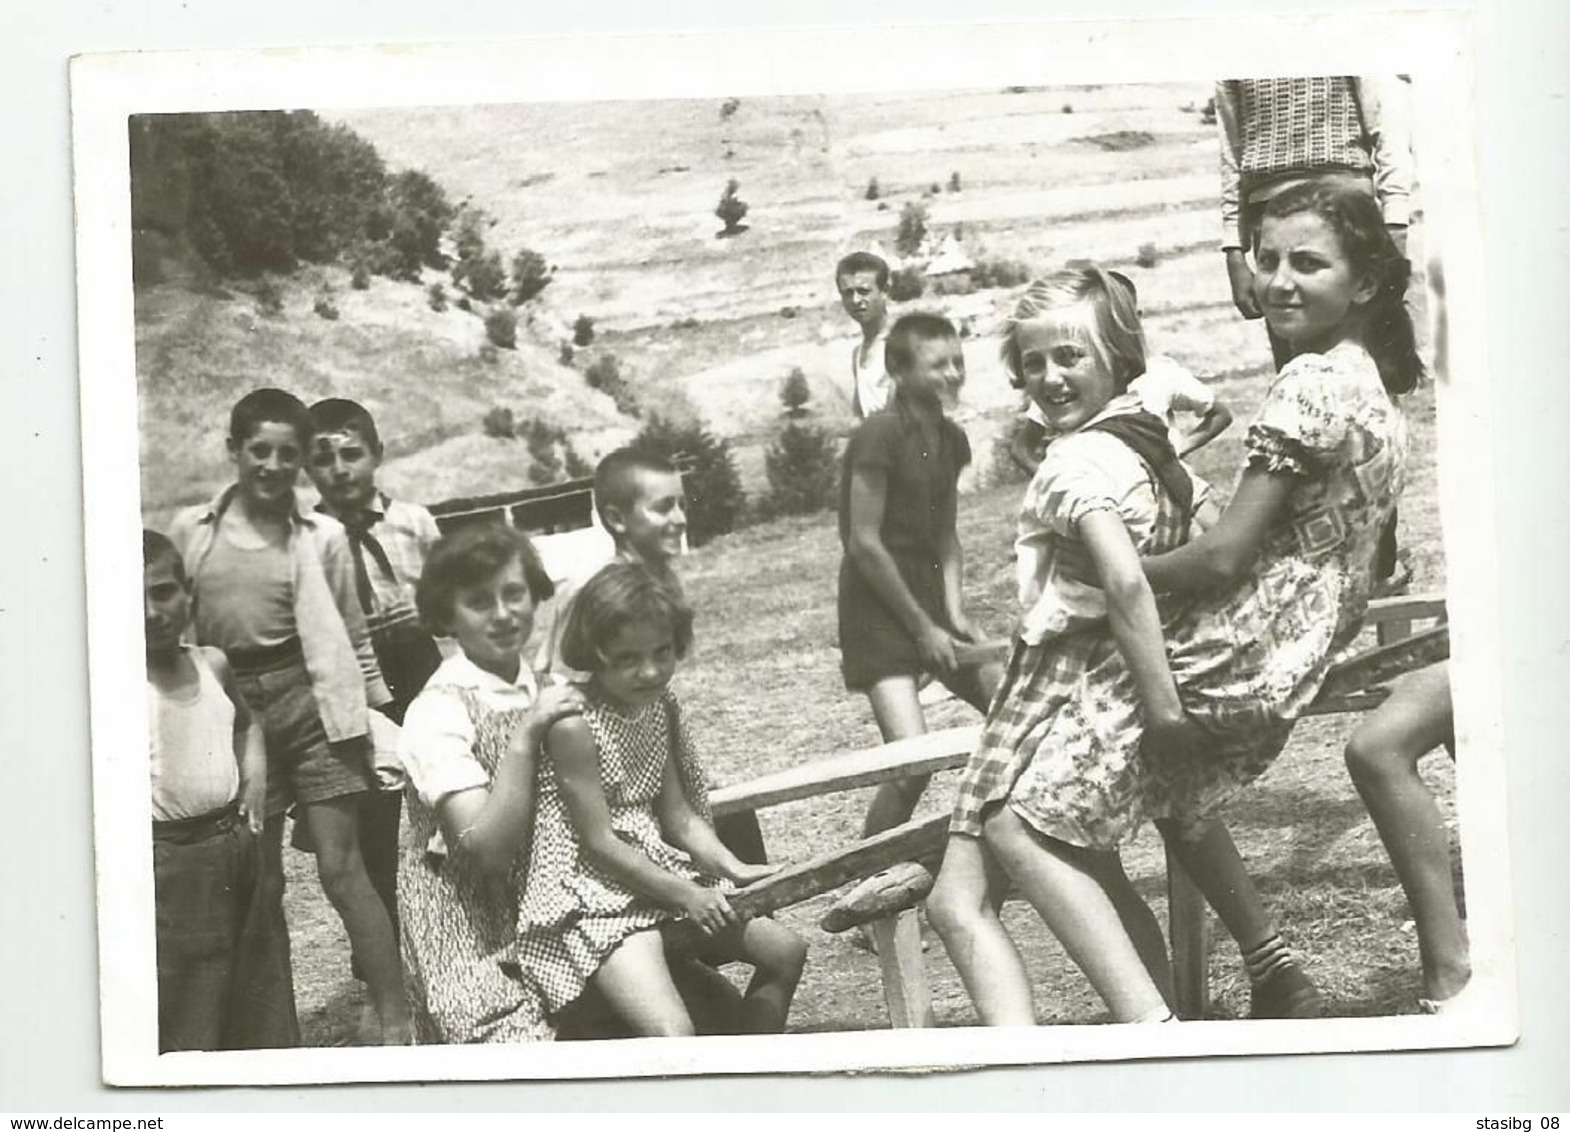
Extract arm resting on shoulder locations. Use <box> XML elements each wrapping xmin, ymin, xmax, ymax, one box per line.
<box><xmin>1141</xmin><ymin>466</ymin><xmax>1298</xmax><ymax>595</ymax></box>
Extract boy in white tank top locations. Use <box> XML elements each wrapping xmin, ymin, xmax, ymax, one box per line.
<box><xmin>144</xmin><ymin>530</ymin><xmax>290</xmax><ymax>1050</ymax></box>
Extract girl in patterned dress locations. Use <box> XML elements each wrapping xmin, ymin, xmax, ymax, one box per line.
<box><xmin>397</xmin><ymin>525</ymin><xmax>584</xmax><ymax>1043</ymax></box>
<box><xmin>930</xmin><ymin>180</ymin><xmax>1418</xmax><ymax>1025</ymax></box>
<box><xmin>519</xmin><ymin>563</ymin><xmax>808</xmax><ymax>1036</ymax></box>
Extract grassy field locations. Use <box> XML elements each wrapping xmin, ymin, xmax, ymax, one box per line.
<box><xmin>129</xmin><ymin>83</ymin><xmax>1453</xmax><ymax>1040</ymax></box>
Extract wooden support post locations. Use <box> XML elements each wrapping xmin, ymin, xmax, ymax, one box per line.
<box><xmin>1166</xmin><ymin>843</ymin><xmax>1210</xmax><ymax>1020</ymax></box>
<box><xmin>869</xmin><ymin>909</ymin><xmax>934</xmax><ymax>1028</ymax></box>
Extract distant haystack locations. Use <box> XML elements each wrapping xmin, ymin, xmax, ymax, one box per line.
<box><xmin>925</xmin><ymin>233</ymin><xmax>974</xmax><ymax>277</ymax></box>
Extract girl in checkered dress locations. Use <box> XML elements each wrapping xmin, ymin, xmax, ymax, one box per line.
<box><xmin>517</xmin><ymin>563</ymin><xmax>807</xmax><ymax>1036</ymax></box>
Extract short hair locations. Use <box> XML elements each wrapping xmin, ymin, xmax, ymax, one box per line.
<box><xmin>308</xmin><ymin>397</ymin><xmax>382</xmax><ymax>455</ymax></box>
<box><xmin>885</xmin><ymin>311</ymin><xmax>960</xmax><ymax>377</ymax></box>
<box><xmin>593</xmin><ymin>447</ymin><xmax>680</xmax><ymax>529</ymax></box>
<box><xmin>834</xmin><ymin>251</ymin><xmax>890</xmax><ymax>291</ymax></box>
<box><xmin>999</xmin><ymin>263</ymin><xmax>1146</xmax><ymax>393</ymax></box>
<box><xmin>229</xmin><ymin>388</ymin><xmax>314</xmax><ymax>446</ymax></box>
<box><xmin>415</xmin><ymin>522</ymin><xmax>555</xmax><ymax>634</ymax></box>
<box><xmin>559</xmin><ymin>562</ymin><xmax>694</xmax><ymax>674</ymax></box>
<box><xmin>142</xmin><ymin>528</ymin><xmax>187</xmax><ymax>585</ymax></box>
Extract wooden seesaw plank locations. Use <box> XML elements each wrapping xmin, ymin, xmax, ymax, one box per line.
<box><xmin>709</xmin><ymin>727</ymin><xmax>982</xmax><ymax>817</ymax></box>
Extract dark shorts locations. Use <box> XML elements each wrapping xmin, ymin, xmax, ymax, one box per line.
<box><xmin>231</xmin><ymin>649</ymin><xmax>375</xmax><ymax>816</ymax></box>
<box><xmin>838</xmin><ymin>551</ymin><xmax>965</xmax><ymax>692</ymax></box>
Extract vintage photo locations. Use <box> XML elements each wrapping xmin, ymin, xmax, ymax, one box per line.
<box><xmin>72</xmin><ymin>13</ymin><xmax>1516</xmax><ymax>1086</ymax></box>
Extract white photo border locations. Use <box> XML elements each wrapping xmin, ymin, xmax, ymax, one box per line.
<box><xmin>72</xmin><ymin>9</ymin><xmax>1517</xmax><ymax>1087</ymax></box>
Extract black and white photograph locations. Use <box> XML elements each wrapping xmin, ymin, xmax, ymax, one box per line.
<box><xmin>68</xmin><ymin>11</ymin><xmax>1525</xmax><ymax>1089</ymax></box>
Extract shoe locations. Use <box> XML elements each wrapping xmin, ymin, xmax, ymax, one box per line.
<box><xmin>1249</xmin><ymin>960</ymin><xmax>1325</xmax><ymax>1019</ymax></box>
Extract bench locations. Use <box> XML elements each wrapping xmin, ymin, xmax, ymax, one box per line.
<box><xmin>691</xmin><ymin>594</ymin><xmax>1449</xmax><ymax>1028</ymax></box>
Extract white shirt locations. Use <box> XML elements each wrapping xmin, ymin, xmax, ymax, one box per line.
<box><xmin>850</xmin><ymin>331</ymin><xmax>895</xmax><ymax>419</ymax></box>
<box><xmin>399</xmin><ymin>651</ymin><xmax>539</xmax><ymax>826</ymax></box>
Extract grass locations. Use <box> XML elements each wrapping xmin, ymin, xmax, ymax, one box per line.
<box><xmin>132</xmin><ymin>82</ymin><xmax>1453</xmax><ymax>1040</ymax></box>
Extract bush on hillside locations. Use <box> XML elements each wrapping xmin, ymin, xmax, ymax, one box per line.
<box><xmin>1136</xmin><ymin>242</ymin><xmax>1160</xmax><ymax>269</ymax></box>
<box><xmin>780</xmin><ymin>367</ymin><xmax>811</xmax><ymax>416</ymax></box>
<box><xmin>459</xmin><ymin>250</ymin><xmax>508</xmax><ymax>303</ymax></box>
<box><xmin>313</xmin><ymin>292</ymin><xmax>340</xmax><ymax>320</ymax></box>
<box><xmin>381</xmin><ymin>169</ymin><xmax>455</xmax><ymax>279</ymax></box>
<box><xmin>948</xmin><ymin>171</ymin><xmax>963</xmax><ymax>192</ymax></box>
<box><xmin>254</xmin><ymin>276</ymin><xmax>284</xmax><ymax>316</ymax></box>
<box><xmin>759</xmin><ymin>422</ymin><xmax>838</xmax><ymax>519</ymax></box>
<box><xmin>584</xmin><ymin>354</ymin><xmax>640</xmax><ymax>417</ymax></box>
<box><xmin>510</xmin><ymin>248</ymin><xmax>553</xmax><ymax>305</ymax></box>
<box><xmin>559</xmin><ymin>341</ymin><xmax>575</xmax><ymax>366</ymax></box>
<box><xmin>887</xmin><ymin>265</ymin><xmax>926</xmax><ymax>302</ymax></box>
<box><xmin>631</xmin><ymin>416</ymin><xmax>745</xmax><ymax>546</ymax></box>
<box><xmin>482</xmin><ymin>405</ymin><xmax>516</xmax><ymax>439</ymax></box>
<box><xmin>427</xmin><ymin>282</ymin><xmax>448</xmax><ymax>312</ymax></box>
<box><xmin>864</xmin><ymin>176</ymin><xmax>881</xmax><ymax>201</ymax></box>
<box><xmin>970</xmin><ymin>256</ymin><xmax>1033</xmax><ymax>289</ymax></box>
<box><xmin>715</xmin><ymin>179</ymin><xmax>750</xmax><ymax>237</ymax></box>
<box><xmin>572</xmin><ymin>314</ymin><xmax>596</xmax><ymax>347</ymax></box>
<box><xmin>484</xmin><ymin>307</ymin><xmax>518</xmax><ymax>349</ymax></box>
<box><xmin>895</xmin><ymin>200</ymin><xmax>928</xmax><ymax>257</ymax></box>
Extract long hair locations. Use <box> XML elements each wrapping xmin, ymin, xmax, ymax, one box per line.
<box><xmin>1262</xmin><ymin>177</ymin><xmax>1423</xmax><ymax>395</ymax></box>
<box><xmin>999</xmin><ymin>262</ymin><xmax>1146</xmax><ymax>393</ymax></box>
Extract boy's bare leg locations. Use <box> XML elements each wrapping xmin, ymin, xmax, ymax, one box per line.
<box><xmin>1345</xmin><ymin>665</ymin><xmax>1468</xmax><ymax>1000</ymax></box>
<box><xmin>861</xmin><ymin>675</ymin><xmax>931</xmax><ymax>838</ymax></box>
<box><xmin>1155</xmin><ymin>818</ymin><xmax>1276</xmax><ymax>952</ymax></box>
<box><xmin>1088</xmin><ymin>850</ymin><xmax>1175</xmax><ymax>1008</ymax></box>
<box><xmin>299</xmin><ymin>795</ymin><xmax>411</xmax><ymax>1043</ymax></box>
<box><xmin>926</xmin><ymin>834</ymin><xmax>1035</xmax><ymax>1025</ymax></box>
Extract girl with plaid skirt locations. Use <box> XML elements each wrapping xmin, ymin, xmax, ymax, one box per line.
<box><xmin>929</xmin><ymin>185</ymin><xmax>1417</xmax><ymax>1026</ymax></box>
<box><xmin>519</xmin><ymin>563</ymin><xmax>807</xmax><ymax>1037</ymax></box>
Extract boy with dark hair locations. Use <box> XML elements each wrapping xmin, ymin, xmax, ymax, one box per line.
<box><xmin>168</xmin><ymin>387</ymin><xmax>410</xmax><ymax>1044</ymax></box>
<box><xmin>303</xmin><ymin>396</ymin><xmax>444</xmax><ymax>990</ymax></box>
<box><xmin>839</xmin><ymin>313</ymin><xmax>1004</xmax><ymax>845</ymax></box>
<box><xmin>144</xmin><ymin>529</ymin><xmax>294</xmax><ymax>1050</ymax></box>
<box><xmin>835</xmin><ymin>250</ymin><xmax>894</xmax><ymax>419</ymax></box>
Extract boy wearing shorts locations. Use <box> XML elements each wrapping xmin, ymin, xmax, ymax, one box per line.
<box><xmin>838</xmin><ymin>313</ymin><xmax>1004</xmax><ymax>842</ymax></box>
<box><xmin>168</xmin><ymin>387</ymin><xmax>410</xmax><ymax>1044</ymax></box>
<box><xmin>305</xmin><ymin>397</ymin><xmax>444</xmax><ymax>986</ymax></box>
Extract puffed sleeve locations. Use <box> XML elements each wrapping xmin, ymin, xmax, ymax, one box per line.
<box><xmin>399</xmin><ymin>685</ymin><xmax>489</xmax><ymax>807</ymax></box>
<box><xmin>1245</xmin><ymin>356</ymin><xmax>1349</xmax><ymax>477</ymax></box>
<box><xmin>1027</xmin><ymin>433</ymin><xmax>1132</xmax><ymax>536</ymax></box>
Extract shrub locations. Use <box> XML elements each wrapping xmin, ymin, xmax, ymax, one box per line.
<box><xmin>510</xmin><ymin>248</ymin><xmax>553</xmax><ymax>305</ymax></box>
<box><xmin>970</xmin><ymin>256</ymin><xmax>1033</xmax><ymax>289</ymax></box>
<box><xmin>255</xmin><ymin>276</ymin><xmax>284</xmax><ymax>316</ymax></box>
<box><xmin>1136</xmin><ymin>242</ymin><xmax>1159</xmax><ymax>269</ymax></box>
<box><xmin>524</xmin><ymin>419</ymin><xmax>564</xmax><ymax>484</ymax></box>
<box><xmin>484</xmin><ymin>307</ymin><xmax>518</xmax><ymax>349</ymax></box>
<box><xmin>427</xmin><ymin>282</ymin><xmax>448</xmax><ymax>312</ymax></box>
<box><xmin>715</xmin><ymin>178</ymin><xmax>749</xmax><ymax>237</ymax></box>
<box><xmin>670</xmin><ymin>316</ymin><xmax>701</xmax><ymax>331</ymax></box>
<box><xmin>948</xmin><ymin>171</ymin><xmax>962</xmax><ymax>192</ymax></box>
<box><xmin>382</xmin><ymin>168</ymin><xmax>455</xmax><ymax>279</ymax></box>
<box><xmin>313</xmin><ymin>293</ymin><xmax>339</xmax><ymax>320</ymax></box>
<box><xmin>559</xmin><ymin>341</ymin><xmax>575</xmax><ymax>366</ymax></box>
<box><xmin>631</xmin><ymin>415</ymin><xmax>745</xmax><ymax>546</ymax></box>
<box><xmin>929</xmin><ymin>182</ymin><xmax>942</xmax><ymax>195</ymax></box>
<box><xmin>585</xmin><ymin>354</ymin><xmax>640</xmax><ymax>417</ymax></box>
<box><xmin>864</xmin><ymin>176</ymin><xmax>880</xmax><ymax>201</ymax></box>
<box><xmin>720</xmin><ymin>97</ymin><xmax>740</xmax><ymax>120</ymax></box>
<box><xmin>564</xmin><ymin>443</ymin><xmax>594</xmax><ymax>479</ymax></box>
<box><xmin>478</xmin><ymin>343</ymin><xmax>499</xmax><ymax>364</ymax></box>
<box><xmin>887</xmin><ymin>265</ymin><xmax>926</xmax><ymax>302</ymax></box>
<box><xmin>456</xmin><ymin>296</ymin><xmax>473</xmax><ymax>313</ymax></box>
<box><xmin>350</xmin><ymin>264</ymin><xmax>370</xmax><ymax>290</ymax></box>
<box><xmin>780</xmin><ymin>367</ymin><xmax>811</xmax><ymax>416</ymax></box>
<box><xmin>459</xmin><ymin>250</ymin><xmax>508</xmax><ymax>303</ymax></box>
<box><xmin>482</xmin><ymin>405</ymin><xmax>516</xmax><ymax>439</ymax></box>
<box><xmin>1061</xmin><ymin>103</ymin><xmax>1074</xmax><ymax>114</ymax></box>
<box><xmin>930</xmin><ymin>273</ymin><xmax>976</xmax><ymax>297</ymax></box>
<box><xmin>572</xmin><ymin>314</ymin><xmax>595</xmax><ymax>347</ymax></box>
<box><xmin>1200</xmin><ymin>96</ymin><xmax>1217</xmax><ymax>125</ymax></box>
<box><xmin>895</xmin><ymin>200</ymin><xmax>929</xmax><ymax>257</ymax></box>
<box><xmin>760</xmin><ymin>422</ymin><xmax>838</xmax><ymax>518</ymax></box>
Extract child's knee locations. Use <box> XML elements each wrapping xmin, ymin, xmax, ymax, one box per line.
<box><xmin>925</xmin><ymin>881</ymin><xmax>980</xmax><ymax>940</ymax></box>
<box><xmin>1344</xmin><ymin>730</ymin><xmax>1394</xmax><ymax>786</ymax></box>
<box><xmin>757</xmin><ymin>923</ymin><xmax>809</xmax><ymax>980</ymax></box>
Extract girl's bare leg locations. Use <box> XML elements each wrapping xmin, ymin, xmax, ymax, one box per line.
<box><xmin>1156</xmin><ymin>817</ymin><xmax>1276</xmax><ymax>953</ymax></box>
<box><xmin>927</xmin><ymin>834</ymin><xmax>1036</xmax><ymax>1025</ymax></box>
<box><xmin>689</xmin><ymin>919</ymin><xmax>808</xmax><ymax>1034</ymax></box>
<box><xmin>300</xmin><ymin>796</ymin><xmax>410</xmax><ymax>1043</ymax></box>
<box><xmin>592</xmin><ymin>930</ymin><xmax>696</xmax><ymax>1037</ymax></box>
<box><xmin>862</xmin><ymin>675</ymin><xmax>930</xmax><ymax>838</ymax></box>
<box><xmin>984</xmin><ymin>807</ymin><xmax>1169</xmax><ymax>1023</ymax></box>
<box><xmin>1089</xmin><ymin>851</ymin><xmax>1174</xmax><ymax>1008</ymax></box>
<box><xmin>1345</xmin><ymin>665</ymin><xmax>1468</xmax><ymax>999</ymax></box>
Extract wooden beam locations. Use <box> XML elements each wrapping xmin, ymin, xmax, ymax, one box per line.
<box><xmin>820</xmin><ymin>861</ymin><xmax>939</xmax><ymax>933</ymax></box>
<box><xmin>1315</xmin><ymin>624</ymin><xmax>1449</xmax><ymax>702</ymax></box>
<box><xmin>871</xmin><ymin>909</ymin><xmax>935</xmax><ymax>1028</ymax></box>
<box><xmin>709</xmin><ymin>727</ymin><xmax>982</xmax><ymax>817</ymax></box>
<box><xmin>1165</xmin><ymin>845</ymin><xmax>1211</xmax><ymax>1019</ymax></box>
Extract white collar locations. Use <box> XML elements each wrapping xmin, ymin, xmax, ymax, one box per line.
<box><xmin>428</xmin><ymin>651</ymin><xmax>539</xmax><ymax>699</ymax></box>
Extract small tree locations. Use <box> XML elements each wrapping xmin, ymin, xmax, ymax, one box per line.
<box><xmin>887</xmin><ymin>265</ymin><xmax>926</xmax><ymax>302</ymax></box>
<box><xmin>864</xmin><ymin>176</ymin><xmax>881</xmax><ymax>201</ymax></box>
<box><xmin>482</xmin><ymin>406</ymin><xmax>516</xmax><ymax>439</ymax></box>
<box><xmin>948</xmin><ymin>170</ymin><xmax>963</xmax><ymax>192</ymax></box>
<box><xmin>895</xmin><ymin>200</ymin><xmax>929</xmax><ymax>257</ymax></box>
<box><xmin>1136</xmin><ymin>242</ymin><xmax>1159</xmax><ymax>269</ymax></box>
<box><xmin>715</xmin><ymin>178</ymin><xmax>750</xmax><ymax>237</ymax></box>
<box><xmin>585</xmin><ymin>354</ymin><xmax>640</xmax><ymax>418</ymax></box>
<box><xmin>484</xmin><ymin>306</ymin><xmax>518</xmax><ymax>350</ymax></box>
<box><xmin>761</xmin><ymin>422</ymin><xmax>839</xmax><ymax>518</ymax></box>
<box><xmin>573</xmin><ymin>314</ymin><xmax>596</xmax><ymax>347</ymax></box>
<box><xmin>510</xmin><ymin>248</ymin><xmax>553</xmax><ymax>305</ymax></box>
<box><xmin>779</xmin><ymin>367</ymin><xmax>811</xmax><ymax>417</ymax></box>
<box><xmin>427</xmin><ymin>282</ymin><xmax>448</xmax><ymax>312</ymax></box>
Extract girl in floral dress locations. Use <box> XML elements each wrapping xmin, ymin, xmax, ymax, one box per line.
<box><xmin>518</xmin><ymin>563</ymin><xmax>808</xmax><ymax>1036</ymax></box>
<box><xmin>930</xmin><ymin>178</ymin><xmax>1419</xmax><ymax>1025</ymax></box>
